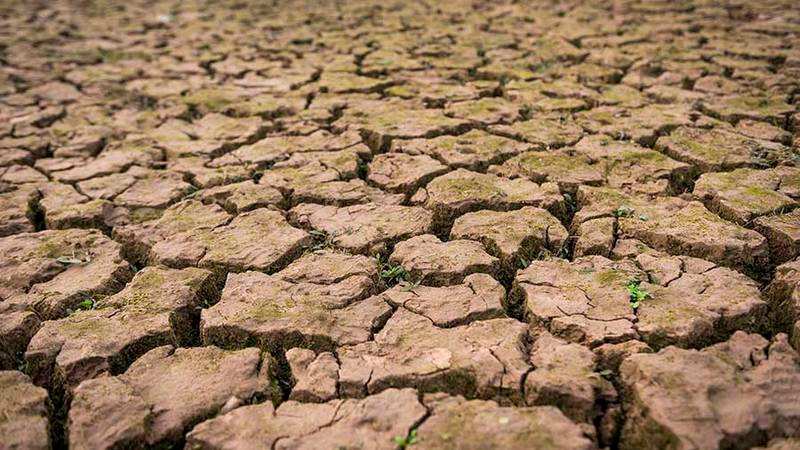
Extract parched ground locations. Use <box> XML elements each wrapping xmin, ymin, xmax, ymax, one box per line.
<box><xmin>2</xmin><ymin>0</ymin><xmax>800</xmax><ymax>449</ymax></box>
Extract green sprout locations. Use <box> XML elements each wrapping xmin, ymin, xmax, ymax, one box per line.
<box><xmin>377</xmin><ymin>255</ymin><xmax>408</xmax><ymax>286</ymax></box>
<box><xmin>626</xmin><ymin>278</ymin><xmax>652</xmax><ymax>311</ymax></box>
<box><xmin>613</xmin><ymin>206</ymin><xmax>635</xmax><ymax>218</ymax></box>
<box><xmin>393</xmin><ymin>429</ymin><xmax>418</xmax><ymax>448</ymax></box>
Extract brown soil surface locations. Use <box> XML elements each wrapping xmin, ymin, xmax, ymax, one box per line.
<box><xmin>1</xmin><ymin>0</ymin><xmax>800</xmax><ymax>448</ymax></box>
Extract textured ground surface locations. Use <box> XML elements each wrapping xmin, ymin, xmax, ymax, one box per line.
<box><xmin>1</xmin><ymin>0</ymin><xmax>800</xmax><ymax>449</ymax></box>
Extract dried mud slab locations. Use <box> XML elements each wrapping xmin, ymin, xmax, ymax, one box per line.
<box><xmin>634</xmin><ymin>253</ymin><xmax>766</xmax><ymax>350</ymax></box>
<box><xmin>338</xmin><ymin>308</ymin><xmax>529</xmax><ymax>401</ymax></box>
<box><xmin>444</xmin><ymin>97</ymin><xmax>521</xmax><ymax>124</ymax></box>
<box><xmin>576</xmin><ymin>104</ymin><xmax>695</xmax><ymax>146</ymax></box>
<box><xmin>488</xmin><ymin>116</ymin><xmax>585</xmax><ymax>149</ymax></box>
<box><xmin>5</xmin><ymin>0</ymin><xmax>800</xmax><ymax>446</ymax></box>
<box><xmin>525</xmin><ymin>332</ymin><xmax>615</xmax><ymax>423</ymax></box>
<box><xmin>48</xmin><ymin>143</ymin><xmax>162</xmax><ymax>183</ymax></box>
<box><xmin>286</xmin><ymin>348</ymin><xmax>339</xmax><ymax>403</ymax></box>
<box><xmin>210</xmin><ymin>130</ymin><xmax>364</xmax><ymax>170</ymax></box>
<box><xmin>115</xmin><ymin>201</ymin><xmax>310</xmax><ymax>272</ymax></box>
<box><xmin>0</xmin><ymin>229</ymin><xmax>131</xmax><ymax>319</ymax></box>
<box><xmin>39</xmin><ymin>185</ymin><xmax>118</xmax><ymax>232</ymax></box>
<box><xmin>413</xmin><ymin>168</ymin><xmax>564</xmax><ymax>227</ymax></box>
<box><xmin>0</xmin><ymin>371</ymin><xmax>50</xmax><ymax>450</ymax></box>
<box><xmin>736</xmin><ymin>119</ymin><xmax>793</xmax><ymax>145</ymax></box>
<box><xmin>699</xmin><ymin>95</ymin><xmax>795</xmax><ymax>125</ymax></box>
<box><xmin>162</xmin><ymin>209</ymin><xmax>310</xmax><ymax>272</ymax></box>
<box><xmin>512</xmin><ymin>254</ymin><xmax>766</xmax><ymax>350</ymax></box>
<box><xmin>197</xmin><ymin>180</ymin><xmax>284</xmax><ymax>214</ymax></box>
<box><xmin>391</xmin><ymin>129</ymin><xmax>530</xmax><ymax>171</ymax></box>
<box><xmin>693</xmin><ymin>166</ymin><xmax>800</xmax><ymax>225</ymax></box>
<box><xmin>0</xmin><ymin>185</ymin><xmax>39</xmax><ymax>236</ymax></box>
<box><xmin>620</xmin><ymin>332</ymin><xmax>800</xmax><ymax>450</ymax></box>
<box><xmin>389</xmin><ymin>234</ymin><xmax>499</xmax><ymax>286</ymax></box>
<box><xmin>0</xmin><ymin>304</ymin><xmax>40</xmax><ymax>370</ymax></box>
<box><xmin>186</xmin><ymin>388</ymin><xmax>426</xmax><ymax>450</ymax></box>
<box><xmin>416</xmin><ymin>394</ymin><xmax>596</xmax><ymax>450</ymax></box>
<box><xmin>655</xmin><ymin>126</ymin><xmax>793</xmax><ymax>173</ymax></box>
<box><xmin>764</xmin><ymin>259</ymin><xmax>800</xmax><ymax>350</ymax></box>
<box><xmin>450</xmin><ymin>206</ymin><xmax>568</xmax><ymax>272</ymax></box>
<box><xmin>488</xmin><ymin>150</ymin><xmax>604</xmax><ymax>194</ymax></box>
<box><xmin>266</xmin><ymin>148</ymin><xmax>366</xmax><ymax>184</ymax></box>
<box><xmin>755</xmin><ymin>209</ymin><xmax>800</xmax><ymax>266</ymax></box>
<box><xmin>68</xmin><ymin>345</ymin><xmax>273</xmax><ymax>449</ymax></box>
<box><xmin>289</xmin><ymin>202</ymin><xmax>434</xmax><ymax>254</ymax></box>
<box><xmin>289</xmin><ymin>178</ymin><xmax>404</xmax><ymax>207</ymax></box>
<box><xmin>380</xmin><ymin>273</ymin><xmax>505</xmax><ymax>327</ymax></box>
<box><xmin>25</xmin><ymin>266</ymin><xmax>218</xmax><ymax>391</ymax></box>
<box><xmin>366</xmin><ymin>153</ymin><xmax>448</xmax><ymax>194</ymax></box>
<box><xmin>316</xmin><ymin>72</ymin><xmax>396</xmax><ymax>94</ymax></box>
<box><xmin>490</xmin><ymin>135</ymin><xmax>690</xmax><ymax>195</ymax></box>
<box><xmin>574</xmin><ymin>217</ymin><xmax>616</xmax><ymax>258</ymax></box>
<box><xmin>202</xmin><ymin>250</ymin><xmax>389</xmax><ymax>351</ymax></box>
<box><xmin>112</xmin><ymin>200</ymin><xmax>230</xmax><ymax>263</ymax></box>
<box><xmin>335</xmin><ymin>102</ymin><xmax>471</xmax><ymax>151</ymax></box>
<box><xmin>572</xmin><ymin>135</ymin><xmax>691</xmax><ymax>195</ymax></box>
<box><xmin>112</xmin><ymin>169</ymin><xmax>194</xmax><ymax>210</ymax></box>
<box><xmin>511</xmin><ymin>256</ymin><xmax>641</xmax><ymax>347</ymax></box>
<box><xmin>574</xmin><ymin>186</ymin><xmax>768</xmax><ymax>272</ymax></box>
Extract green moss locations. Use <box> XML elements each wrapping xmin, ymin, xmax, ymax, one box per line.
<box><xmin>31</xmin><ymin>239</ymin><xmax>64</xmax><ymax>258</ymax></box>
<box><xmin>182</xmin><ymin>88</ymin><xmax>239</xmax><ymax>112</ymax></box>
<box><xmin>386</xmin><ymin>85</ymin><xmax>415</xmax><ymax>98</ymax></box>
<box><xmin>516</xmin><ymin>152</ymin><xmax>586</xmax><ymax>175</ymax></box>
<box><xmin>59</xmin><ymin>315</ymin><xmax>113</xmax><ymax>339</ymax></box>
<box><xmin>130</xmin><ymin>207</ymin><xmax>162</xmax><ymax>224</ymax></box>
<box><xmin>595</xmin><ymin>270</ymin><xmax>624</xmax><ymax>285</ymax></box>
<box><xmin>724</xmin><ymin>95</ymin><xmax>791</xmax><ymax>116</ymax></box>
<box><xmin>437</xmin><ymin>176</ymin><xmax>506</xmax><ymax>200</ymax></box>
<box><xmin>535</xmin><ymin>97</ymin><xmax>585</xmax><ymax>113</ymax></box>
<box><xmin>249</xmin><ymin>298</ymin><xmax>297</xmax><ymax>320</ymax></box>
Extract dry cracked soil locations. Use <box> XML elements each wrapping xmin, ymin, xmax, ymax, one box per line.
<box><xmin>1</xmin><ymin>0</ymin><xmax>800</xmax><ymax>449</ymax></box>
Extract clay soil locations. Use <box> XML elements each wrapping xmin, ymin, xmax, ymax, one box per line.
<box><xmin>1</xmin><ymin>0</ymin><xmax>800</xmax><ymax>449</ymax></box>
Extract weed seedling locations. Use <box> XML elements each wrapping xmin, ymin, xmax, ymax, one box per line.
<box><xmin>309</xmin><ymin>229</ymin><xmax>338</xmax><ymax>251</ymax></box>
<box><xmin>357</xmin><ymin>159</ymin><xmax>369</xmax><ymax>179</ymax></box>
<box><xmin>626</xmin><ymin>278</ymin><xmax>651</xmax><ymax>311</ymax></box>
<box><xmin>67</xmin><ymin>298</ymin><xmax>95</xmax><ymax>315</ymax></box>
<box><xmin>182</xmin><ymin>185</ymin><xmax>200</xmax><ymax>200</ymax></box>
<box><xmin>613</xmin><ymin>206</ymin><xmax>635</xmax><ymax>218</ymax></box>
<box><xmin>393</xmin><ymin>429</ymin><xmax>418</xmax><ymax>449</ymax></box>
<box><xmin>377</xmin><ymin>255</ymin><xmax>408</xmax><ymax>286</ymax></box>
<box><xmin>614</xmin><ymin>205</ymin><xmax>648</xmax><ymax>221</ymax></box>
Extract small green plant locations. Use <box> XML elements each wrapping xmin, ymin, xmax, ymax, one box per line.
<box><xmin>309</xmin><ymin>229</ymin><xmax>338</xmax><ymax>251</ymax></box>
<box><xmin>614</xmin><ymin>205</ymin><xmax>648</xmax><ymax>221</ymax></box>
<box><xmin>393</xmin><ymin>429</ymin><xmax>418</xmax><ymax>448</ymax></box>
<box><xmin>377</xmin><ymin>255</ymin><xmax>408</xmax><ymax>286</ymax></box>
<box><xmin>357</xmin><ymin>159</ymin><xmax>369</xmax><ymax>179</ymax></box>
<box><xmin>626</xmin><ymin>278</ymin><xmax>652</xmax><ymax>311</ymax></box>
<box><xmin>67</xmin><ymin>298</ymin><xmax>95</xmax><ymax>315</ymax></box>
<box><xmin>613</xmin><ymin>206</ymin><xmax>635</xmax><ymax>218</ymax></box>
<box><xmin>182</xmin><ymin>185</ymin><xmax>201</xmax><ymax>200</ymax></box>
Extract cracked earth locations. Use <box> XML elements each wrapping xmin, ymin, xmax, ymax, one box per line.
<box><xmin>1</xmin><ymin>0</ymin><xmax>800</xmax><ymax>449</ymax></box>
